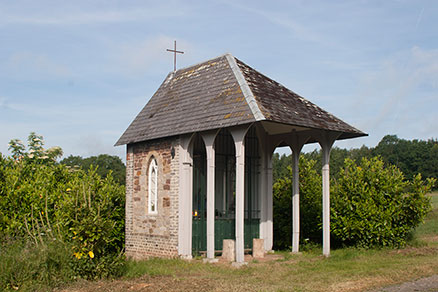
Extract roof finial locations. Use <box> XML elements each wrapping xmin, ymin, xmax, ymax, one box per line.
<box><xmin>166</xmin><ymin>40</ymin><xmax>184</xmax><ymax>72</ymax></box>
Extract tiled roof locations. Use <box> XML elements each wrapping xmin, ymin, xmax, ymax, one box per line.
<box><xmin>115</xmin><ymin>54</ymin><xmax>366</xmax><ymax>146</ymax></box>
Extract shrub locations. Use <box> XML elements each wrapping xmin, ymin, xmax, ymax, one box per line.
<box><xmin>0</xmin><ymin>133</ymin><xmax>126</xmax><ymax>285</ymax></box>
<box><xmin>331</xmin><ymin>157</ymin><xmax>435</xmax><ymax>248</ymax></box>
<box><xmin>273</xmin><ymin>156</ymin><xmax>322</xmax><ymax>250</ymax></box>
<box><xmin>58</xmin><ymin>168</ymin><xmax>126</xmax><ymax>279</ymax></box>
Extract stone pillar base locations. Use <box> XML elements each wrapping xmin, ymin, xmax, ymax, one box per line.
<box><xmin>231</xmin><ymin>261</ymin><xmax>248</xmax><ymax>268</ymax></box>
<box><xmin>222</xmin><ymin>239</ymin><xmax>235</xmax><ymax>261</ymax></box>
<box><xmin>203</xmin><ymin>258</ymin><xmax>219</xmax><ymax>263</ymax></box>
<box><xmin>252</xmin><ymin>238</ymin><xmax>265</xmax><ymax>258</ymax></box>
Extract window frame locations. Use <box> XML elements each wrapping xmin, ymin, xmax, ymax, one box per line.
<box><xmin>148</xmin><ymin>157</ymin><xmax>158</xmax><ymax>214</ymax></box>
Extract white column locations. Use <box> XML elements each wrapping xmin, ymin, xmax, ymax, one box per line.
<box><xmin>259</xmin><ymin>146</ymin><xmax>267</xmax><ymax>244</ymax></box>
<box><xmin>230</xmin><ymin>126</ymin><xmax>250</xmax><ymax>263</ymax></box>
<box><xmin>318</xmin><ymin>131</ymin><xmax>340</xmax><ymax>257</ymax></box>
<box><xmin>291</xmin><ymin>150</ymin><xmax>300</xmax><ymax>253</ymax></box>
<box><xmin>266</xmin><ymin>153</ymin><xmax>273</xmax><ymax>251</ymax></box>
<box><xmin>178</xmin><ymin>134</ymin><xmax>194</xmax><ymax>258</ymax></box>
<box><xmin>201</xmin><ymin>132</ymin><xmax>218</xmax><ymax>260</ymax></box>
<box><xmin>255</xmin><ymin>124</ymin><xmax>274</xmax><ymax>252</ymax></box>
<box><xmin>286</xmin><ymin>133</ymin><xmax>309</xmax><ymax>253</ymax></box>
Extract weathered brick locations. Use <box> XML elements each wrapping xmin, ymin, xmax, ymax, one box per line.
<box><xmin>125</xmin><ymin>137</ymin><xmax>180</xmax><ymax>259</ymax></box>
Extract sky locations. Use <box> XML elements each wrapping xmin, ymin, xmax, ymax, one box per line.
<box><xmin>1</xmin><ymin>0</ymin><xmax>437</xmax><ymax>160</ymax></box>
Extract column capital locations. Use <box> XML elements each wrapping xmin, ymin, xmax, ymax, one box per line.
<box><xmin>229</xmin><ymin>124</ymin><xmax>252</xmax><ymax>144</ymax></box>
<box><xmin>316</xmin><ymin>131</ymin><xmax>341</xmax><ymax>165</ymax></box>
<box><xmin>316</xmin><ymin>130</ymin><xmax>341</xmax><ymax>150</ymax></box>
<box><xmin>285</xmin><ymin>131</ymin><xmax>311</xmax><ymax>154</ymax></box>
<box><xmin>200</xmin><ymin>130</ymin><xmax>220</xmax><ymax>148</ymax></box>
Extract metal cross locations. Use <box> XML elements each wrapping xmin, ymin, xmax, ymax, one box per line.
<box><xmin>166</xmin><ymin>40</ymin><xmax>184</xmax><ymax>72</ymax></box>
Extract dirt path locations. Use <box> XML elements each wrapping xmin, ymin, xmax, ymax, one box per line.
<box><xmin>373</xmin><ymin>275</ymin><xmax>438</xmax><ymax>292</ymax></box>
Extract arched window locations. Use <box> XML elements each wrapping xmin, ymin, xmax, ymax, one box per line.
<box><xmin>148</xmin><ymin>158</ymin><xmax>158</xmax><ymax>214</ymax></box>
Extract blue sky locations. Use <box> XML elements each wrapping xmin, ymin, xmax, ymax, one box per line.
<box><xmin>1</xmin><ymin>0</ymin><xmax>437</xmax><ymax>159</ymax></box>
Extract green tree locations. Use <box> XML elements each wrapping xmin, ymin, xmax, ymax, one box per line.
<box><xmin>272</xmin><ymin>153</ymin><xmax>292</xmax><ymax>182</ymax></box>
<box><xmin>372</xmin><ymin>135</ymin><xmax>438</xmax><ymax>182</ymax></box>
<box><xmin>61</xmin><ymin>154</ymin><xmax>126</xmax><ymax>185</ymax></box>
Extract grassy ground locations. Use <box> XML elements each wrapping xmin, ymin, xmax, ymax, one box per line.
<box><xmin>411</xmin><ymin>191</ymin><xmax>438</xmax><ymax>247</ymax></box>
<box><xmin>57</xmin><ymin>192</ymin><xmax>438</xmax><ymax>292</ymax></box>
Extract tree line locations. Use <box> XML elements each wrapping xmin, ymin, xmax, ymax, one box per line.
<box><xmin>60</xmin><ymin>154</ymin><xmax>126</xmax><ymax>185</ymax></box>
<box><xmin>274</xmin><ymin>134</ymin><xmax>438</xmax><ymax>184</ymax></box>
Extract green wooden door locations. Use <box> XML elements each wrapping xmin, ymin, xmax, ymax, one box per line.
<box><xmin>243</xmin><ymin>155</ymin><xmax>260</xmax><ymax>249</ymax></box>
<box><xmin>212</xmin><ymin>155</ymin><xmax>260</xmax><ymax>251</ymax></box>
<box><xmin>192</xmin><ymin>128</ymin><xmax>261</xmax><ymax>254</ymax></box>
<box><xmin>214</xmin><ymin>152</ymin><xmax>235</xmax><ymax>251</ymax></box>
<box><xmin>192</xmin><ymin>151</ymin><xmax>207</xmax><ymax>255</ymax></box>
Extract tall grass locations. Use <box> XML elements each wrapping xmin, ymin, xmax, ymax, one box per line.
<box><xmin>412</xmin><ymin>192</ymin><xmax>438</xmax><ymax>245</ymax></box>
<box><xmin>0</xmin><ymin>238</ymin><xmax>73</xmax><ymax>291</ymax></box>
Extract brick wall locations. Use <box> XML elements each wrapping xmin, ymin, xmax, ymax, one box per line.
<box><xmin>125</xmin><ymin>136</ymin><xmax>180</xmax><ymax>259</ymax></box>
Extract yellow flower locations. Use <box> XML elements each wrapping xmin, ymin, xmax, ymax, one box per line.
<box><xmin>74</xmin><ymin>252</ymin><xmax>82</xmax><ymax>259</ymax></box>
<box><xmin>66</xmin><ymin>188</ymin><xmax>71</xmax><ymax>192</ymax></box>
<box><xmin>88</xmin><ymin>251</ymin><xmax>94</xmax><ymax>259</ymax></box>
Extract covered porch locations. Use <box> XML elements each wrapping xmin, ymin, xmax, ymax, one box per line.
<box><xmin>178</xmin><ymin>120</ymin><xmax>352</xmax><ymax>263</ymax></box>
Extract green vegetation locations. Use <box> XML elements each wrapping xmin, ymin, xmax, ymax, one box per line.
<box><xmin>373</xmin><ymin>135</ymin><xmax>438</xmax><ymax>182</ymax></box>
<box><xmin>63</xmin><ymin>192</ymin><xmax>438</xmax><ymax>292</ymax></box>
<box><xmin>1</xmin><ymin>132</ymin><xmax>437</xmax><ymax>291</ymax></box>
<box><xmin>60</xmin><ymin>154</ymin><xmax>126</xmax><ymax>185</ymax></box>
<box><xmin>273</xmin><ymin>156</ymin><xmax>322</xmax><ymax>248</ymax></box>
<box><xmin>0</xmin><ymin>239</ymin><xmax>72</xmax><ymax>291</ymax></box>
<box><xmin>331</xmin><ymin>157</ymin><xmax>434</xmax><ymax>248</ymax></box>
<box><xmin>273</xmin><ymin>155</ymin><xmax>434</xmax><ymax>249</ymax></box>
<box><xmin>0</xmin><ymin>133</ymin><xmax>125</xmax><ymax>291</ymax></box>
<box><xmin>413</xmin><ymin>192</ymin><xmax>438</xmax><ymax>243</ymax></box>
<box><xmin>287</xmin><ymin>134</ymin><xmax>438</xmax><ymax>183</ymax></box>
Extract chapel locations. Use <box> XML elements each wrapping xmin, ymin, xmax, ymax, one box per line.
<box><xmin>115</xmin><ymin>53</ymin><xmax>366</xmax><ymax>263</ymax></box>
